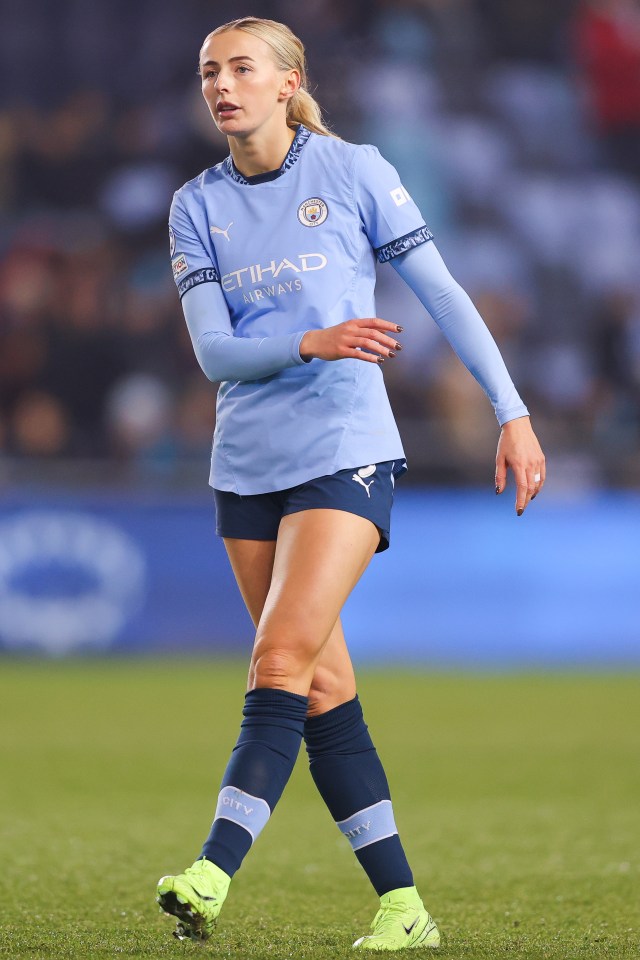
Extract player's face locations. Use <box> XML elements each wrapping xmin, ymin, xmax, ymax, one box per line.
<box><xmin>199</xmin><ymin>30</ymin><xmax>298</xmax><ymax>138</ymax></box>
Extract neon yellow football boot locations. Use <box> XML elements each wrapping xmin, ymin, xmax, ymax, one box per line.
<box><xmin>353</xmin><ymin>886</ymin><xmax>440</xmax><ymax>951</ymax></box>
<box><xmin>156</xmin><ymin>857</ymin><xmax>231</xmax><ymax>941</ymax></box>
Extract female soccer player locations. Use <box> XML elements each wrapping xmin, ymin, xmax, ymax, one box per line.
<box><xmin>157</xmin><ymin>16</ymin><xmax>545</xmax><ymax>951</ymax></box>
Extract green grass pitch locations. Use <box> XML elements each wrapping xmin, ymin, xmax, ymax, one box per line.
<box><xmin>0</xmin><ymin>661</ymin><xmax>638</xmax><ymax>958</ymax></box>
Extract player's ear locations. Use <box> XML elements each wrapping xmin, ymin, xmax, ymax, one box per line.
<box><xmin>279</xmin><ymin>69</ymin><xmax>300</xmax><ymax>103</ymax></box>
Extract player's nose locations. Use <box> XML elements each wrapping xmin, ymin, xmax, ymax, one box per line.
<box><xmin>214</xmin><ymin>70</ymin><xmax>230</xmax><ymax>92</ymax></box>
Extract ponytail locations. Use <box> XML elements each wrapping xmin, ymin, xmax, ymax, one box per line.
<box><xmin>287</xmin><ymin>86</ymin><xmax>332</xmax><ymax>137</ymax></box>
<box><xmin>204</xmin><ymin>17</ymin><xmax>338</xmax><ymax>139</ymax></box>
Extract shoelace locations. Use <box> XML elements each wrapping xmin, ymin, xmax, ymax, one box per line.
<box><xmin>184</xmin><ymin>863</ymin><xmax>207</xmax><ymax>879</ymax></box>
<box><xmin>183</xmin><ymin>862</ymin><xmax>214</xmax><ymax>893</ymax></box>
<box><xmin>370</xmin><ymin>901</ymin><xmax>416</xmax><ymax>934</ymax></box>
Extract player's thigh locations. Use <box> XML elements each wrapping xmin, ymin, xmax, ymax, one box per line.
<box><xmin>251</xmin><ymin>508</ymin><xmax>379</xmax><ymax>679</ymax></box>
<box><xmin>308</xmin><ymin>616</ymin><xmax>356</xmax><ymax>716</ymax></box>
<box><xmin>224</xmin><ymin>535</ymin><xmax>356</xmax><ymax>705</ymax></box>
<box><xmin>223</xmin><ymin>538</ymin><xmax>277</xmax><ymax>627</ymax></box>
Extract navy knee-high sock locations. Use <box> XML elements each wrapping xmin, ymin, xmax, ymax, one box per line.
<box><xmin>304</xmin><ymin>695</ymin><xmax>414</xmax><ymax>897</ymax></box>
<box><xmin>200</xmin><ymin>688</ymin><xmax>308</xmax><ymax>877</ymax></box>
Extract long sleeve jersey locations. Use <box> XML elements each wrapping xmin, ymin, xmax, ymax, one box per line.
<box><xmin>169</xmin><ymin>125</ymin><xmax>527</xmax><ymax>493</ymax></box>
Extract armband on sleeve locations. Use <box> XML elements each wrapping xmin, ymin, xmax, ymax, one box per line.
<box><xmin>168</xmin><ymin>189</ymin><xmax>221</xmax><ymax>298</ymax></box>
<box><xmin>176</xmin><ymin>266</ymin><xmax>220</xmax><ymax>300</ymax></box>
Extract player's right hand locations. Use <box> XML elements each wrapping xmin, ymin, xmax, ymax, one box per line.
<box><xmin>299</xmin><ymin>318</ymin><xmax>403</xmax><ymax>363</ymax></box>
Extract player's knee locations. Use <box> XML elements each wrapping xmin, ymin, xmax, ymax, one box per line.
<box><xmin>251</xmin><ymin>646</ymin><xmax>306</xmax><ymax>690</ymax></box>
<box><xmin>307</xmin><ymin>665</ymin><xmax>354</xmax><ymax>717</ymax></box>
<box><xmin>251</xmin><ymin>620</ymin><xmax>322</xmax><ymax>689</ymax></box>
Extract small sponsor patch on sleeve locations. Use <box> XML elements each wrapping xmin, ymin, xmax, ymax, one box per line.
<box><xmin>171</xmin><ymin>254</ymin><xmax>189</xmax><ymax>280</ymax></box>
<box><xmin>390</xmin><ymin>186</ymin><xmax>410</xmax><ymax>207</ymax></box>
<box><xmin>169</xmin><ymin>225</ymin><xmax>176</xmax><ymax>257</ymax></box>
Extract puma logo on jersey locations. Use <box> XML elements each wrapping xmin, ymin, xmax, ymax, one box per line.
<box><xmin>210</xmin><ymin>221</ymin><xmax>233</xmax><ymax>242</ymax></box>
<box><xmin>352</xmin><ymin>465</ymin><xmax>376</xmax><ymax>497</ymax></box>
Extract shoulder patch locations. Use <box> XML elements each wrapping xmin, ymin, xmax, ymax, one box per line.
<box><xmin>390</xmin><ymin>186</ymin><xmax>411</xmax><ymax>207</ymax></box>
<box><xmin>172</xmin><ymin>254</ymin><xmax>189</xmax><ymax>280</ymax></box>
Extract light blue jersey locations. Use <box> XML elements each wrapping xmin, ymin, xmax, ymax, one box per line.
<box><xmin>170</xmin><ymin>125</ymin><xmax>528</xmax><ymax>494</ymax></box>
<box><xmin>169</xmin><ymin>125</ymin><xmax>432</xmax><ymax>494</ymax></box>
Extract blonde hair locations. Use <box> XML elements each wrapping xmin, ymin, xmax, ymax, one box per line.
<box><xmin>201</xmin><ymin>17</ymin><xmax>336</xmax><ymax>138</ymax></box>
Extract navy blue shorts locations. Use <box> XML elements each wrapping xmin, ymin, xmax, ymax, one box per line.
<box><xmin>214</xmin><ymin>460</ymin><xmax>407</xmax><ymax>553</ymax></box>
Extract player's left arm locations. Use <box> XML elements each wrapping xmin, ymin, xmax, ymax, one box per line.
<box><xmin>391</xmin><ymin>242</ymin><xmax>545</xmax><ymax>515</ymax></box>
<box><xmin>352</xmin><ymin>142</ymin><xmax>544</xmax><ymax>513</ymax></box>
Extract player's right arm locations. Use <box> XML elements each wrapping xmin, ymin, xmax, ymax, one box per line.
<box><xmin>171</xmin><ymin>190</ymin><xmax>306</xmax><ymax>382</ymax></box>
<box><xmin>182</xmin><ymin>282</ymin><xmax>305</xmax><ymax>382</ymax></box>
<box><xmin>171</xmin><ymin>190</ymin><xmax>396</xmax><ymax>380</ymax></box>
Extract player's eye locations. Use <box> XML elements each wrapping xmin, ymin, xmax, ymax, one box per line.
<box><xmin>202</xmin><ymin>69</ymin><xmax>217</xmax><ymax>80</ymax></box>
<box><xmin>236</xmin><ymin>65</ymin><xmax>250</xmax><ymax>74</ymax></box>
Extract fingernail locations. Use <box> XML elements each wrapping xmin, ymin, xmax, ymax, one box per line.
<box><xmin>495</xmin><ymin>486</ymin><xmax>500</xmax><ymax>495</ymax></box>
<box><xmin>517</xmin><ymin>508</ymin><xmax>524</xmax><ymax>517</ymax></box>
<box><xmin>396</xmin><ymin>325</ymin><xmax>403</xmax><ymax>332</ymax></box>
<box><xmin>388</xmin><ymin>350</ymin><xmax>396</xmax><ymax>358</ymax></box>
<box><xmin>395</xmin><ymin>342</ymin><xmax>402</xmax><ymax>351</ymax></box>
<box><xmin>377</xmin><ymin>357</ymin><xmax>385</xmax><ymax>363</ymax></box>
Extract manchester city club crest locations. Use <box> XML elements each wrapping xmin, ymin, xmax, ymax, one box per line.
<box><xmin>297</xmin><ymin>197</ymin><xmax>328</xmax><ymax>227</ymax></box>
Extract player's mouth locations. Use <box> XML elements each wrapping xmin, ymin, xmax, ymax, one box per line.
<box><xmin>217</xmin><ymin>101</ymin><xmax>240</xmax><ymax>118</ymax></box>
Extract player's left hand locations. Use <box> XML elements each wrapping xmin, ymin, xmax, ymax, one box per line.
<box><xmin>495</xmin><ymin>416</ymin><xmax>545</xmax><ymax>516</ymax></box>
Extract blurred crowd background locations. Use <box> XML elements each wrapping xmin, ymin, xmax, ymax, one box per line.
<box><xmin>2</xmin><ymin>0</ymin><xmax>640</xmax><ymax>490</ymax></box>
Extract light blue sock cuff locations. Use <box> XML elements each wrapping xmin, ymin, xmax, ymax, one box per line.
<box><xmin>214</xmin><ymin>786</ymin><xmax>271</xmax><ymax>842</ymax></box>
<box><xmin>336</xmin><ymin>799</ymin><xmax>398</xmax><ymax>851</ymax></box>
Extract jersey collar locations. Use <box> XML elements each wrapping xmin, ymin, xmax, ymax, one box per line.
<box><xmin>223</xmin><ymin>124</ymin><xmax>312</xmax><ymax>185</ymax></box>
